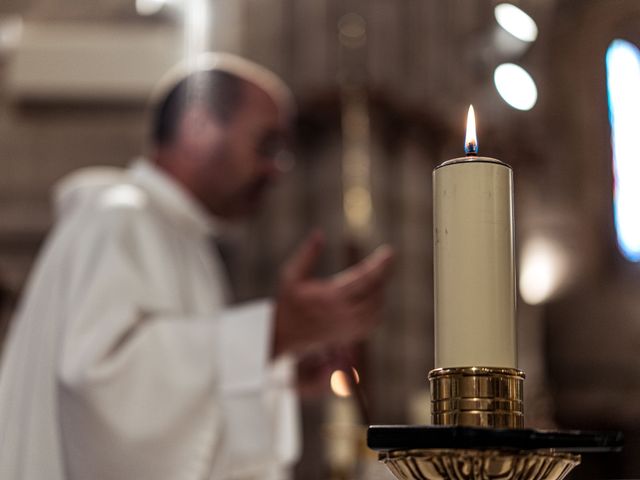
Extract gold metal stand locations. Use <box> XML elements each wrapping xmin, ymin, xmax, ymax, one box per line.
<box><xmin>380</xmin><ymin>449</ymin><xmax>580</xmax><ymax>480</ymax></box>
<box><xmin>374</xmin><ymin>367</ymin><xmax>583</xmax><ymax>480</ymax></box>
<box><xmin>429</xmin><ymin>367</ymin><xmax>525</xmax><ymax>428</ymax></box>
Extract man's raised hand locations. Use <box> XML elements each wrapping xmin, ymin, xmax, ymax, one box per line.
<box><xmin>273</xmin><ymin>231</ymin><xmax>395</xmax><ymax>357</ymax></box>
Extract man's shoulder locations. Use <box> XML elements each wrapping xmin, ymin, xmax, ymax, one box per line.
<box><xmin>51</xmin><ymin>163</ymin><xmax>200</xmax><ymax>252</ymax></box>
<box><xmin>63</xmin><ymin>181</ymin><xmax>151</xmax><ymax>222</ymax></box>
<box><xmin>96</xmin><ymin>183</ymin><xmax>153</xmax><ymax>215</ymax></box>
<box><xmin>56</xmin><ymin>181</ymin><xmax>167</xmax><ymax>249</ymax></box>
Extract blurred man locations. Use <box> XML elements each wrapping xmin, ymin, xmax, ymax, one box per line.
<box><xmin>0</xmin><ymin>53</ymin><xmax>394</xmax><ymax>480</ymax></box>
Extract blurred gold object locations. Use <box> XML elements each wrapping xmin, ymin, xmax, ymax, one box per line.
<box><xmin>429</xmin><ymin>367</ymin><xmax>525</xmax><ymax>428</ymax></box>
<box><xmin>380</xmin><ymin>449</ymin><xmax>580</xmax><ymax>480</ymax></box>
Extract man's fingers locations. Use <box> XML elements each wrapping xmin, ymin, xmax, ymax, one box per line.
<box><xmin>333</xmin><ymin>245</ymin><xmax>395</xmax><ymax>298</ymax></box>
<box><xmin>282</xmin><ymin>230</ymin><xmax>325</xmax><ymax>282</ymax></box>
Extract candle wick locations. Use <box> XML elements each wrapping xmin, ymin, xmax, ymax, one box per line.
<box><xmin>465</xmin><ymin>143</ymin><xmax>478</xmax><ymax>157</ymax></box>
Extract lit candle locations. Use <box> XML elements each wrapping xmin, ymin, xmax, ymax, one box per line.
<box><xmin>325</xmin><ymin>370</ymin><xmax>360</xmax><ymax>474</ymax></box>
<box><xmin>433</xmin><ymin>106</ymin><xmax>516</xmax><ymax>368</ymax></box>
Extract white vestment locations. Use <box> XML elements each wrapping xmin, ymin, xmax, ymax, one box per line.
<box><xmin>0</xmin><ymin>160</ymin><xmax>300</xmax><ymax>480</ymax></box>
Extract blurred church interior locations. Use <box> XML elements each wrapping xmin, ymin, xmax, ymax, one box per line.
<box><xmin>1</xmin><ymin>0</ymin><xmax>639</xmax><ymax>478</ymax></box>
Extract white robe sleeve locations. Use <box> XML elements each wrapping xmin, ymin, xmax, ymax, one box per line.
<box><xmin>55</xmin><ymin>205</ymin><xmax>295</xmax><ymax>480</ymax></box>
<box><xmin>217</xmin><ymin>303</ymin><xmax>300</xmax><ymax>479</ymax></box>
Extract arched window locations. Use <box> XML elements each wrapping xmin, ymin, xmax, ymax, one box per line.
<box><xmin>606</xmin><ymin>39</ymin><xmax>640</xmax><ymax>262</ymax></box>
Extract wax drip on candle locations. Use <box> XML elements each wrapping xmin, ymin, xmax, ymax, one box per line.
<box><xmin>464</xmin><ymin>105</ymin><xmax>478</xmax><ymax>156</ymax></box>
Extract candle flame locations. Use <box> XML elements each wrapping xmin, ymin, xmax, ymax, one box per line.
<box><xmin>330</xmin><ymin>368</ymin><xmax>360</xmax><ymax>398</ymax></box>
<box><xmin>465</xmin><ymin>105</ymin><xmax>478</xmax><ymax>156</ymax></box>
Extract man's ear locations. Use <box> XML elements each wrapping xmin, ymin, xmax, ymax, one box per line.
<box><xmin>178</xmin><ymin>107</ymin><xmax>224</xmax><ymax>151</ymax></box>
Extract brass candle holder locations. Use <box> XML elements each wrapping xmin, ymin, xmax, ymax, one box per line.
<box><xmin>368</xmin><ymin>366</ymin><xmax>622</xmax><ymax>480</ymax></box>
<box><xmin>379</xmin><ymin>448</ymin><xmax>581</xmax><ymax>480</ymax></box>
<box><xmin>429</xmin><ymin>367</ymin><xmax>524</xmax><ymax>429</ymax></box>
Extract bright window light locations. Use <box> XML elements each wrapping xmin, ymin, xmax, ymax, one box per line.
<box><xmin>494</xmin><ymin>3</ymin><xmax>538</xmax><ymax>43</ymax></box>
<box><xmin>494</xmin><ymin>63</ymin><xmax>538</xmax><ymax>111</ymax></box>
<box><xmin>606</xmin><ymin>39</ymin><xmax>640</xmax><ymax>262</ymax></box>
<box><xmin>184</xmin><ymin>0</ymin><xmax>210</xmax><ymax>59</ymax></box>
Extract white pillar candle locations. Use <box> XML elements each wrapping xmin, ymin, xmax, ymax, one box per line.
<box><xmin>433</xmin><ymin>106</ymin><xmax>516</xmax><ymax>368</ymax></box>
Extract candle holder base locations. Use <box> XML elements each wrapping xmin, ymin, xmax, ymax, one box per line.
<box><xmin>380</xmin><ymin>449</ymin><xmax>579</xmax><ymax>480</ymax></box>
<box><xmin>367</xmin><ymin>426</ymin><xmax>623</xmax><ymax>480</ymax></box>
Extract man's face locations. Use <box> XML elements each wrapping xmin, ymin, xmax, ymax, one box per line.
<box><xmin>186</xmin><ymin>82</ymin><xmax>288</xmax><ymax>220</ymax></box>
